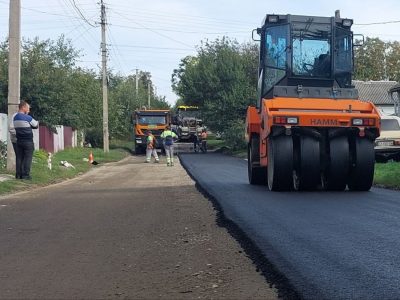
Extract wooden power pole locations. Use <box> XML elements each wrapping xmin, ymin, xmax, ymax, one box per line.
<box><xmin>100</xmin><ymin>0</ymin><xmax>109</xmax><ymax>152</ymax></box>
<box><xmin>7</xmin><ymin>0</ymin><xmax>21</xmax><ymax>171</ymax></box>
<box><xmin>135</xmin><ymin>68</ymin><xmax>139</xmax><ymax>99</ymax></box>
<box><xmin>147</xmin><ymin>82</ymin><xmax>151</xmax><ymax>109</ymax></box>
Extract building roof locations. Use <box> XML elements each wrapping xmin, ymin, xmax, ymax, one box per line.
<box><xmin>353</xmin><ymin>80</ymin><xmax>398</xmax><ymax>105</ymax></box>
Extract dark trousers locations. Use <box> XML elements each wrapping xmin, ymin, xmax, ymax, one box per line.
<box><xmin>12</xmin><ymin>142</ymin><xmax>19</xmax><ymax>178</ymax></box>
<box><xmin>16</xmin><ymin>141</ymin><xmax>34</xmax><ymax>179</ymax></box>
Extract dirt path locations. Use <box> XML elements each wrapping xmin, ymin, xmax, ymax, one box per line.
<box><xmin>0</xmin><ymin>155</ymin><xmax>277</xmax><ymax>299</ymax></box>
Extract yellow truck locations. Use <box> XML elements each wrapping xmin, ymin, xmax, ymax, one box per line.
<box><xmin>132</xmin><ymin>109</ymin><xmax>171</xmax><ymax>154</ymax></box>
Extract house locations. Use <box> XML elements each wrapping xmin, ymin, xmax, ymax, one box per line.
<box><xmin>353</xmin><ymin>80</ymin><xmax>399</xmax><ymax>116</ymax></box>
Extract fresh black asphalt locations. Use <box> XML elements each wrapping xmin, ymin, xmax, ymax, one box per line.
<box><xmin>180</xmin><ymin>153</ymin><xmax>400</xmax><ymax>300</ymax></box>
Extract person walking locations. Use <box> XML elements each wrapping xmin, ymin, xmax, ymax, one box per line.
<box><xmin>13</xmin><ymin>101</ymin><xmax>38</xmax><ymax>180</ymax></box>
<box><xmin>145</xmin><ymin>130</ymin><xmax>159</xmax><ymax>163</ymax></box>
<box><xmin>200</xmin><ymin>129</ymin><xmax>208</xmax><ymax>153</ymax></box>
<box><xmin>161</xmin><ymin>125</ymin><xmax>177</xmax><ymax>166</ymax></box>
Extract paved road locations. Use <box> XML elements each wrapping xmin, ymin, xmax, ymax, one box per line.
<box><xmin>0</xmin><ymin>156</ymin><xmax>276</xmax><ymax>299</ymax></box>
<box><xmin>180</xmin><ymin>153</ymin><xmax>400</xmax><ymax>300</ymax></box>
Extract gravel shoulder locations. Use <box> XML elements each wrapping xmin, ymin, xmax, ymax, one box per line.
<box><xmin>0</xmin><ymin>155</ymin><xmax>277</xmax><ymax>299</ymax></box>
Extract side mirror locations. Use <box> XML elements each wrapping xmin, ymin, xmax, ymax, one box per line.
<box><xmin>252</xmin><ymin>28</ymin><xmax>261</xmax><ymax>41</ymax></box>
<box><xmin>353</xmin><ymin>34</ymin><xmax>364</xmax><ymax>47</ymax></box>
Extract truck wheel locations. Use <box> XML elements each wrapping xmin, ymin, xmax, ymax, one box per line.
<box><xmin>294</xmin><ymin>136</ymin><xmax>320</xmax><ymax>190</ymax></box>
<box><xmin>323</xmin><ymin>136</ymin><xmax>349</xmax><ymax>191</ymax></box>
<box><xmin>248</xmin><ymin>135</ymin><xmax>267</xmax><ymax>185</ymax></box>
<box><xmin>267</xmin><ymin>136</ymin><xmax>293</xmax><ymax>191</ymax></box>
<box><xmin>348</xmin><ymin>137</ymin><xmax>375</xmax><ymax>191</ymax></box>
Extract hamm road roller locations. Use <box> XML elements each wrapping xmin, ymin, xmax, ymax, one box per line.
<box><xmin>246</xmin><ymin>12</ymin><xmax>381</xmax><ymax>191</ymax></box>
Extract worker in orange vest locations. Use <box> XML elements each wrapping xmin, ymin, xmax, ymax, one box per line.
<box><xmin>200</xmin><ymin>129</ymin><xmax>207</xmax><ymax>153</ymax></box>
<box><xmin>145</xmin><ymin>130</ymin><xmax>159</xmax><ymax>163</ymax></box>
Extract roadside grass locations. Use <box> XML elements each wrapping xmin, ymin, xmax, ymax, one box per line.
<box><xmin>207</xmin><ymin>138</ymin><xmax>226</xmax><ymax>150</ymax></box>
<box><xmin>374</xmin><ymin>162</ymin><xmax>400</xmax><ymax>189</ymax></box>
<box><xmin>0</xmin><ymin>140</ymin><xmax>131</xmax><ymax>195</ymax></box>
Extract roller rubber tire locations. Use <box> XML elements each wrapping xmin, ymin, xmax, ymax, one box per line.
<box><xmin>294</xmin><ymin>136</ymin><xmax>321</xmax><ymax>190</ymax></box>
<box><xmin>267</xmin><ymin>136</ymin><xmax>293</xmax><ymax>191</ymax></box>
<box><xmin>348</xmin><ymin>137</ymin><xmax>375</xmax><ymax>191</ymax></box>
<box><xmin>248</xmin><ymin>136</ymin><xmax>267</xmax><ymax>185</ymax></box>
<box><xmin>324</xmin><ymin>136</ymin><xmax>349</xmax><ymax>191</ymax></box>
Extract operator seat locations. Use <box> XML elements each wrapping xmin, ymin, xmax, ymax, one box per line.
<box><xmin>313</xmin><ymin>53</ymin><xmax>331</xmax><ymax>77</ymax></box>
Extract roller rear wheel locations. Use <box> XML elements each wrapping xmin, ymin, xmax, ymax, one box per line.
<box><xmin>267</xmin><ymin>136</ymin><xmax>293</xmax><ymax>191</ymax></box>
<box><xmin>348</xmin><ymin>137</ymin><xmax>375</xmax><ymax>191</ymax></box>
<box><xmin>323</xmin><ymin>136</ymin><xmax>349</xmax><ymax>191</ymax></box>
<box><xmin>294</xmin><ymin>136</ymin><xmax>321</xmax><ymax>190</ymax></box>
<box><xmin>248</xmin><ymin>136</ymin><xmax>267</xmax><ymax>185</ymax></box>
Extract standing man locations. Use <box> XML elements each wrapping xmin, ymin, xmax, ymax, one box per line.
<box><xmin>145</xmin><ymin>130</ymin><xmax>159</xmax><ymax>163</ymax></box>
<box><xmin>161</xmin><ymin>125</ymin><xmax>177</xmax><ymax>166</ymax></box>
<box><xmin>13</xmin><ymin>101</ymin><xmax>38</xmax><ymax>180</ymax></box>
<box><xmin>200</xmin><ymin>129</ymin><xmax>208</xmax><ymax>153</ymax></box>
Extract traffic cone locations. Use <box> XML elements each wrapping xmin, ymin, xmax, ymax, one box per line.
<box><xmin>89</xmin><ymin>151</ymin><xmax>94</xmax><ymax>164</ymax></box>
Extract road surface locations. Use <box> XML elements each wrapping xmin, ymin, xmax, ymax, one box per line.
<box><xmin>0</xmin><ymin>156</ymin><xmax>276</xmax><ymax>299</ymax></box>
<box><xmin>180</xmin><ymin>153</ymin><xmax>400</xmax><ymax>300</ymax></box>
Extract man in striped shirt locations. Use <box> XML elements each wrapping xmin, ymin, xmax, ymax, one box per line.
<box><xmin>13</xmin><ymin>101</ymin><xmax>38</xmax><ymax>180</ymax></box>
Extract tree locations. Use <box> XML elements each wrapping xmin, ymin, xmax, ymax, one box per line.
<box><xmin>172</xmin><ymin>37</ymin><xmax>258</xmax><ymax>134</ymax></box>
<box><xmin>0</xmin><ymin>35</ymin><xmax>169</xmax><ymax>144</ymax></box>
<box><xmin>354</xmin><ymin>37</ymin><xmax>400</xmax><ymax>82</ymax></box>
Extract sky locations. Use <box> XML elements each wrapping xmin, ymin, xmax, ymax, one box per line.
<box><xmin>1</xmin><ymin>0</ymin><xmax>400</xmax><ymax>105</ymax></box>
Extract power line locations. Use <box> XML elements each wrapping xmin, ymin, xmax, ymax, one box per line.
<box><xmin>112</xmin><ymin>44</ymin><xmax>193</xmax><ymax>51</ymax></box>
<box><xmin>106</xmin><ymin>26</ymin><xmax>127</xmax><ymax>75</ymax></box>
<box><xmin>112</xmin><ymin>11</ymin><xmax>195</xmax><ymax>49</ymax></box>
<box><xmin>108</xmin><ymin>3</ymin><xmax>254</xmax><ymax>26</ymax></box>
<box><xmin>354</xmin><ymin>20</ymin><xmax>400</xmax><ymax>26</ymax></box>
<box><xmin>69</xmin><ymin>0</ymin><xmax>97</xmax><ymax>27</ymax></box>
<box><xmin>111</xmin><ymin>23</ymin><xmax>249</xmax><ymax>35</ymax></box>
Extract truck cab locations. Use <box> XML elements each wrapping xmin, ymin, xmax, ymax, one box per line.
<box><xmin>133</xmin><ymin>109</ymin><xmax>171</xmax><ymax>153</ymax></box>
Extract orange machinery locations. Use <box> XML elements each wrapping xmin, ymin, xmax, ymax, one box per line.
<box><xmin>133</xmin><ymin>109</ymin><xmax>171</xmax><ymax>154</ymax></box>
<box><xmin>246</xmin><ymin>12</ymin><xmax>380</xmax><ymax>191</ymax></box>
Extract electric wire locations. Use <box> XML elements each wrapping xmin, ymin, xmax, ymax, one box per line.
<box><xmin>69</xmin><ymin>0</ymin><xmax>97</xmax><ymax>27</ymax></box>
<box><xmin>111</xmin><ymin>11</ymin><xmax>195</xmax><ymax>49</ymax></box>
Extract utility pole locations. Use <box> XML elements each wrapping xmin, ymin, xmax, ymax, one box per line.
<box><xmin>7</xmin><ymin>0</ymin><xmax>21</xmax><ymax>171</ymax></box>
<box><xmin>100</xmin><ymin>0</ymin><xmax>109</xmax><ymax>152</ymax></box>
<box><xmin>135</xmin><ymin>68</ymin><xmax>139</xmax><ymax>99</ymax></box>
<box><xmin>147</xmin><ymin>82</ymin><xmax>151</xmax><ymax>109</ymax></box>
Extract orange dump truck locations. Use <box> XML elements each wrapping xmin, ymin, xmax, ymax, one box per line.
<box><xmin>133</xmin><ymin>109</ymin><xmax>171</xmax><ymax>154</ymax></box>
<box><xmin>246</xmin><ymin>12</ymin><xmax>380</xmax><ymax>191</ymax></box>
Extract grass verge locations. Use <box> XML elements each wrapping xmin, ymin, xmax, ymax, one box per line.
<box><xmin>207</xmin><ymin>139</ymin><xmax>226</xmax><ymax>150</ymax></box>
<box><xmin>374</xmin><ymin>162</ymin><xmax>400</xmax><ymax>189</ymax></box>
<box><xmin>0</xmin><ymin>140</ymin><xmax>131</xmax><ymax>195</ymax></box>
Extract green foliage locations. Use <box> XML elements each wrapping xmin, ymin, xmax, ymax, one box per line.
<box><xmin>172</xmin><ymin>37</ymin><xmax>258</xmax><ymax>135</ymax></box>
<box><xmin>374</xmin><ymin>162</ymin><xmax>400</xmax><ymax>189</ymax></box>
<box><xmin>0</xmin><ymin>36</ymin><xmax>170</xmax><ymax>145</ymax></box>
<box><xmin>0</xmin><ymin>141</ymin><xmax>6</xmax><ymax>169</ymax></box>
<box><xmin>221</xmin><ymin>119</ymin><xmax>247</xmax><ymax>151</ymax></box>
<box><xmin>354</xmin><ymin>37</ymin><xmax>400</xmax><ymax>82</ymax></box>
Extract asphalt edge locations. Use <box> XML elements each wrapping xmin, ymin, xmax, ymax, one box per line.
<box><xmin>178</xmin><ymin>153</ymin><xmax>302</xmax><ymax>300</ymax></box>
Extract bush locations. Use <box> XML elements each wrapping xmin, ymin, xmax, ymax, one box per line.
<box><xmin>0</xmin><ymin>141</ymin><xmax>6</xmax><ymax>169</ymax></box>
<box><xmin>85</xmin><ymin>128</ymin><xmax>103</xmax><ymax>148</ymax></box>
<box><xmin>222</xmin><ymin>119</ymin><xmax>247</xmax><ymax>151</ymax></box>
